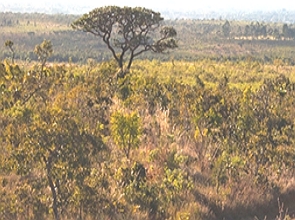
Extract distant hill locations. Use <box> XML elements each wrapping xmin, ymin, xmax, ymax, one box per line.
<box><xmin>163</xmin><ymin>9</ymin><xmax>295</xmax><ymax>23</ymax></box>
<box><xmin>1</xmin><ymin>2</ymin><xmax>295</xmax><ymax>23</ymax></box>
<box><xmin>0</xmin><ymin>2</ymin><xmax>92</xmax><ymax>15</ymax></box>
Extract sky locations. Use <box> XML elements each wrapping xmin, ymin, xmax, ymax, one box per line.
<box><xmin>3</xmin><ymin>0</ymin><xmax>295</xmax><ymax>13</ymax></box>
<box><xmin>95</xmin><ymin>0</ymin><xmax>295</xmax><ymax>11</ymax></box>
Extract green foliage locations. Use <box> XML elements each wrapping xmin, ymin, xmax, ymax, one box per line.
<box><xmin>163</xmin><ymin>167</ymin><xmax>192</xmax><ymax>194</ymax></box>
<box><xmin>110</xmin><ymin>111</ymin><xmax>142</xmax><ymax>159</ymax></box>
<box><xmin>116</xmin><ymin>162</ymin><xmax>165</xmax><ymax>219</ymax></box>
<box><xmin>211</xmin><ymin>151</ymin><xmax>245</xmax><ymax>192</ymax></box>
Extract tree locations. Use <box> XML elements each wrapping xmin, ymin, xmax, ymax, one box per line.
<box><xmin>222</xmin><ymin>20</ymin><xmax>231</xmax><ymax>38</ymax></box>
<box><xmin>282</xmin><ymin>23</ymin><xmax>291</xmax><ymax>39</ymax></box>
<box><xmin>34</xmin><ymin>40</ymin><xmax>53</xmax><ymax>74</ymax></box>
<box><xmin>5</xmin><ymin>40</ymin><xmax>15</xmax><ymax>64</ymax></box>
<box><xmin>110</xmin><ymin>111</ymin><xmax>141</xmax><ymax>159</ymax></box>
<box><xmin>0</xmin><ymin>62</ymin><xmax>108</xmax><ymax>220</ymax></box>
<box><xmin>260</xmin><ymin>25</ymin><xmax>267</xmax><ymax>38</ymax></box>
<box><xmin>72</xmin><ymin>6</ymin><xmax>177</xmax><ymax>77</ymax></box>
<box><xmin>244</xmin><ymin>25</ymin><xmax>251</xmax><ymax>38</ymax></box>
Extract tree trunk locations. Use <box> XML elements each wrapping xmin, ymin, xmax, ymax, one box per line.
<box><xmin>127</xmin><ymin>52</ymin><xmax>134</xmax><ymax>70</ymax></box>
<box><xmin>79</xmin><ymin>200</ymin><xmax>83</xmax><ymax>220</ymax></box>
<box><xmin>43</xmin><ymin>156</ymin><xmax>60</xmax><ymax>220</ymax></box>
<box><xmin>47</xmin><ymin>173</ymin><xmax>60</xmax><ymax>220</ymax></box>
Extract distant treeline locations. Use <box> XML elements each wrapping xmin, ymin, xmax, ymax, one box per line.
<box><xmin>1</xmin><ymin>12</ymin><xmax>295</xmax><ymax>64</ymax></box>
<box><xmin>164</xmin><ymin>9</ymin><xmax>295</xmax><ymax>23</ymax></box>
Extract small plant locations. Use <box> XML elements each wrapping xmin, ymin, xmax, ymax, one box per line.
<box><xmin>110</xmin><ymin>111</ymin><xmax>142</xmax><ymax>159</ymax></box>
<box><xmin>5</xmin><ymin>40</ymin><xmax>15</xmax><ymax>64</ymax></box>
<box><xmin>34</xmin><ymin>39</ymin><xmax>53</xmax><ymax>74</ymax></box>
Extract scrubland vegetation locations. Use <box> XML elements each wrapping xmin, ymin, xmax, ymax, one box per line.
<box><xmin>0</xmin><ymin>11</ymin><xmax>295</xmax><ymax>220</ymax></box>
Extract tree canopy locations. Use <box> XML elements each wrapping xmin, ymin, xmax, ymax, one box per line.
<box><xmin>72</xmin><ymin>6</ymin><xmax>177</xmax><ymax>76</ymax></box>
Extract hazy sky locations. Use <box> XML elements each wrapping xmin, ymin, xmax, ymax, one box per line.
<box><xmin>4</xmin><ymin>0</ymin><xmax>295</xmax><ymax>13</ymax></box>
<box><xmin>97</xmin><ymin>0</ymin><xmax>295</xmax><ymax>11</ymax></box>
